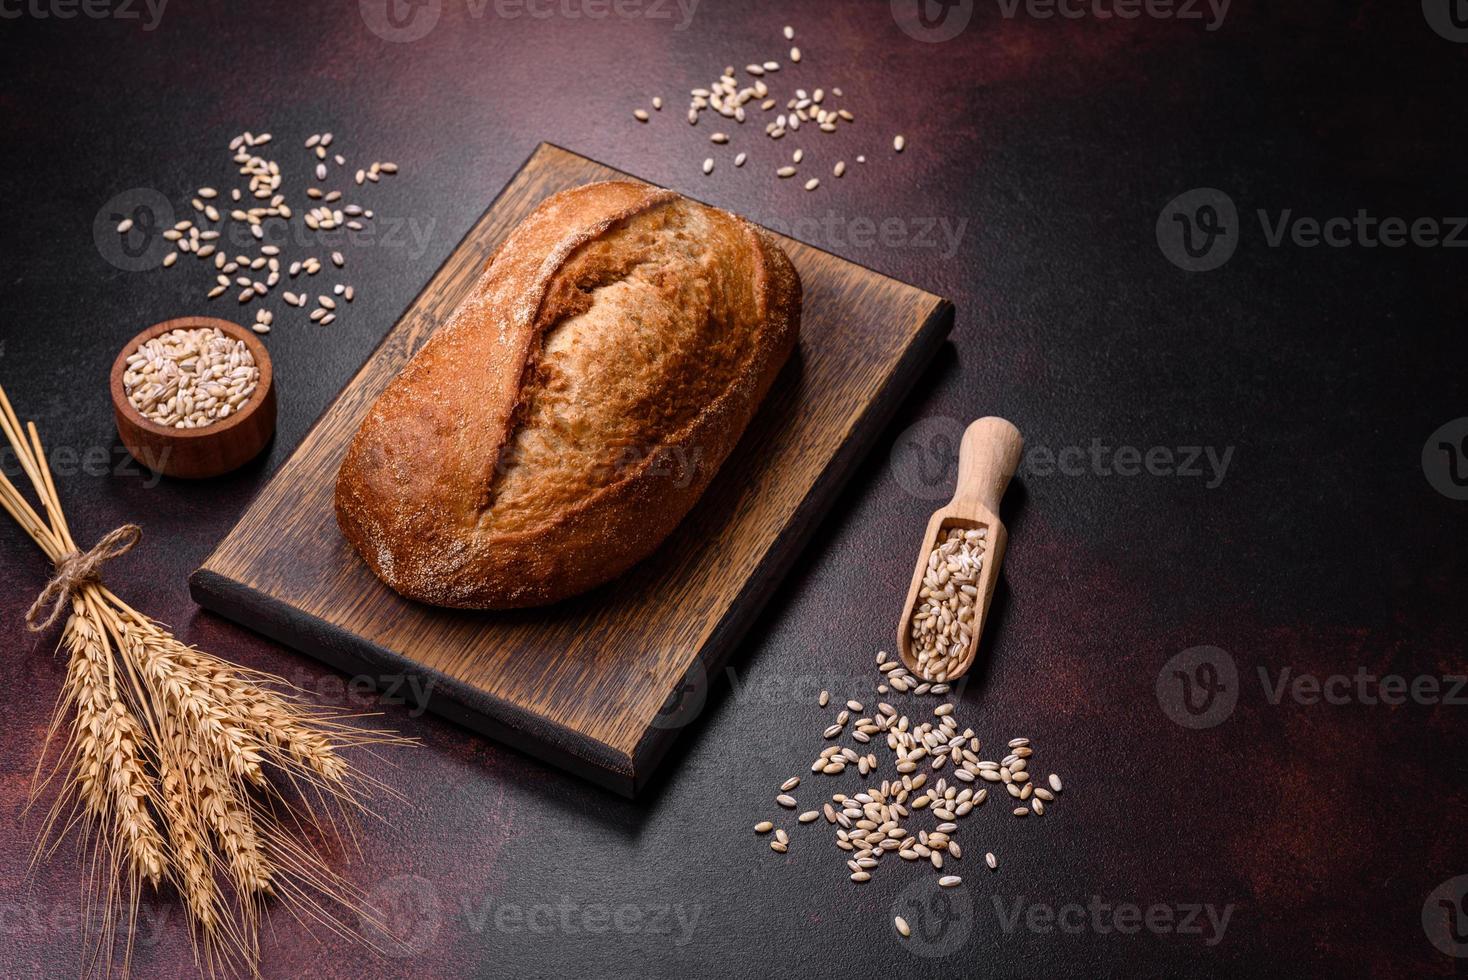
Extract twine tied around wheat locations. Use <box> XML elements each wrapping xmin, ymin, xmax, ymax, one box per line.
<box><xmin>25</xmin><ymin>523</ymin><xmax>141</xmax><ymax>632</ymax></box>
<box><xmin>0</xmin><ymin>377</ymin><xmax>410</xmax><ymax>978</ymax></box>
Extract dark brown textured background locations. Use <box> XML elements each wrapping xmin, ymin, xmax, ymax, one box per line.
<box><xmin>2</xmin><ymin>1</ymin><xmax>1466</xmax><ymax>977</ymax></box>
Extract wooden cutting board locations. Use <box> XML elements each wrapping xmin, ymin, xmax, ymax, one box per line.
<box><xmin>190</xmin><ymin>143</ymin><xmax>953</xmax><ymax>797</ymax></box>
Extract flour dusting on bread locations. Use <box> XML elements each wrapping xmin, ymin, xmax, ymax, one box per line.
<box><xmin>335</xmin><ymin>181</ymin><xmax>801</xmax><ymax>609</ymax></box>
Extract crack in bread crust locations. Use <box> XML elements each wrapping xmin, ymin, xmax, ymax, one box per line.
<box><xmin>335</xmin><ymin>181</ymin><xmax>802</xmax><ymax>609</ymax></box>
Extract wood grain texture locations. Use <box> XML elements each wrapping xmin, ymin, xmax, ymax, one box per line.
<box><xmin>190</xmin><ymin>144</ymin><xmax>952</xmax><ymax>795</ymax></box>
<box><xmin>110</xmin><ymin>317</ymin><xmax>277</xmax><ymax>479</ymax></box>
<box><xmin>895</xmin><ymin>418</ymin><xmax>1023</xmax><ymax>682</ymax></box>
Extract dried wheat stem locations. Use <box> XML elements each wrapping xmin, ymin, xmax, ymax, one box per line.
<box><xmin>125</xmin><ymin>626</ymin><xmax>269</xmax><ymax>786</ymax></box>
<box><xmin>157</xmin><ymin>717</ymin><xmax>224</xmax><ymax>938</ymax></box>
<box><xmin>53</xmin><ymin>607</ymin><xmax>168</xmax><ymax>887</ymax></box>
<box><xmin>198</xmin><ymin>761</ymin><xmax>273</xmax><ymax>897</ymax></box>
<box><xmin>3</xmin><ymin>377</ymin><xmax>413</xmax><ymax>978</ymax></box>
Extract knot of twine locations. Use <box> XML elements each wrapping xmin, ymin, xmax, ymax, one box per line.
<box><xmin>26</xmin><ymin>524</ymin><xmax>142</xmax><ymax>632</ymax></box>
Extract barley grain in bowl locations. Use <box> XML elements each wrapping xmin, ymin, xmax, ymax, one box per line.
<box><xmin>123</xmin><ymin>326</ymin><xmax>260</xmax><ymax>428</ymax></box>
<box><xmin>110</xmin><ymin>316</ymin><xmax>277</xmax><ymax>479</ymax></box>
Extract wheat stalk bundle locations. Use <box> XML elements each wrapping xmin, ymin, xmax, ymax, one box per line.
<box><xmin>0</xmin><ymin>381</ymin><xmax>409</xmax><ymax>977</ymax></box>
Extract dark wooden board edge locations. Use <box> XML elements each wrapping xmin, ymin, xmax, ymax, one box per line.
<box><xmin>188</xmin><ymin>568</ymin><xmax>640</xmax><ymax>797</ymax></box>
<box><xmin>189</xmin><ymin>142</ymin><xmax>959</xmax><ymax>797</ymax></box>
<box><xmin>191</xmin><ymin>292</ymin><xmax>951</xmax><ymax>797</ymax></box>
<box><xmin>192</xmin><ymin>301</ymin><xmax>955</xmax><ymax>798</ymax></box>
<box><xmin>628</xmin><ymin>299</ymin><xmax>954</xmax><ymax>795</ymax></box>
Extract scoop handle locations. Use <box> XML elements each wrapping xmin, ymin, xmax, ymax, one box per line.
<box><xmin>951</xmin><ymin>417</ymin><xmax>1023</xmax><ymax>516</ymax></box>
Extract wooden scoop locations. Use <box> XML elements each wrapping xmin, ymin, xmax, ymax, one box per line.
<box><xmin>896</xmin><ymin>417</ymin><xmax>1023</xmax><ymax>682</ymax></box>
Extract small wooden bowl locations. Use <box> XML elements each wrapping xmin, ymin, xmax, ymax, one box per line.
<box><xmin>110</xmin><ymin>316</ymin><xmax>276</xmax><ymax>479</ymax></box>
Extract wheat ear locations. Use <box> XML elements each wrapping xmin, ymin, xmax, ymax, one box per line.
<box><xmin>1</xmin><ymin>377</ymin><xmax>413</xmax><ymax>979</ymax></box>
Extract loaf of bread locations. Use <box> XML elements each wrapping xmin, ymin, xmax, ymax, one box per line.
<box><xmin>335</xmin><ymin>181</ymin><xmax>801</xmax><ymax>608</ymax></box>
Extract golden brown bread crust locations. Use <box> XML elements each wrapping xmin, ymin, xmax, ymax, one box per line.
<box><xmin>334</xmin><ymin>181</ymin><xmax>801</xmax><ymax>608</ymax></box>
